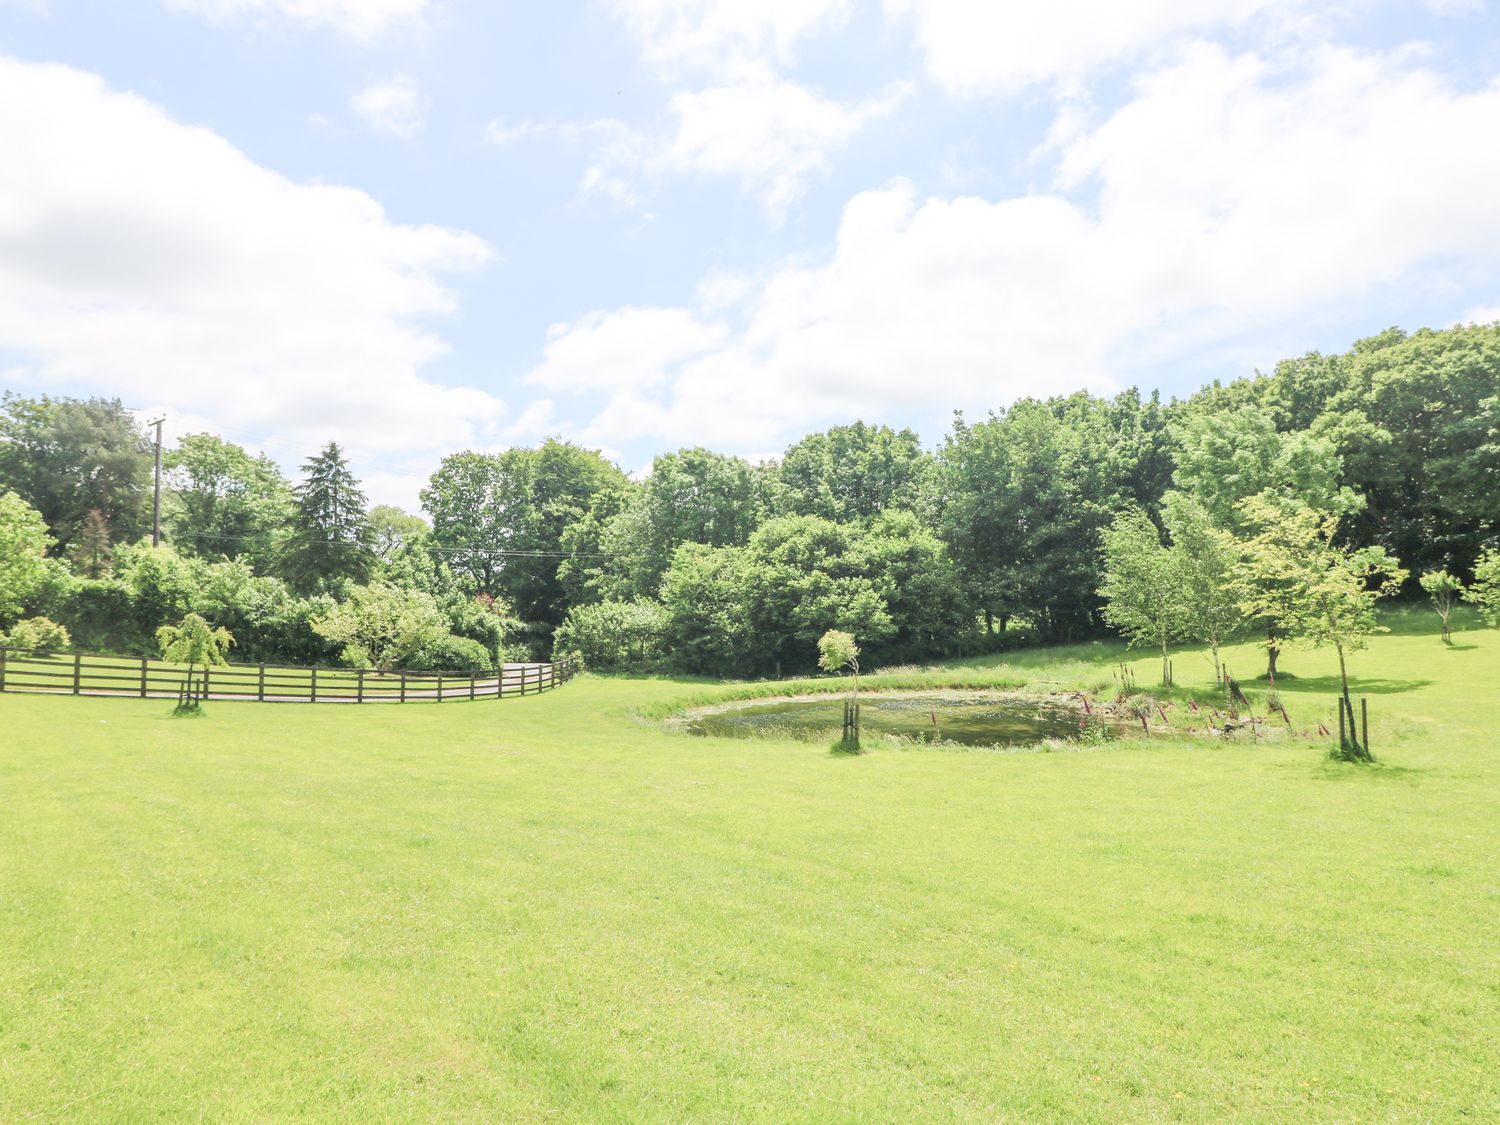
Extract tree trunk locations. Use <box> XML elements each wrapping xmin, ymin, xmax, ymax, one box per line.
<box><xmin>1211</xmin><ymin>644</ymin><xmax>1221</xmax><ymax>685</ymax></box>
<box><xmin>1266</xmin><ymin>629</ymin><xmax>1279</xmax><ymax>684</ymax></box>
<box><xmin>1335</xmin><ymin>643</ymin><xmax>1363</xmax><ymax>759</ymax></box>
<box><xmin>1161</xmin><ymin>639</ymin><xmax>1170</xmax><ymax>687</ymax></box>
<box><xmin>985</xmin><ymin>609</ymin><xmax>994</xmax><ymax>635</ymax></box>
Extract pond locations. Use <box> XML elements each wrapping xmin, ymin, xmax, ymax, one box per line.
<box><xmin>682</xmin><ymin>694</ymin><xmax>1088</xmax><ymax>748</ymax></box>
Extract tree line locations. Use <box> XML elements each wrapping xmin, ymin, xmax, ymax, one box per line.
<box><xmin>0</xmin><ymin>323</ymin><xmax>1496</xmax><ymax>678</ymax></box>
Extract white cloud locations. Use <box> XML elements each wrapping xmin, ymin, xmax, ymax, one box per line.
<box><xmin>526</xmin><ymin>307</ymin><xmax>730</xmax><ymax>395</ymax></box>
<box><xmin>696</xmin><ymin>269</ymin><xmax>754</xmax><ymax>311</ymax></box>
<box><xmin>883</xmin><ymin>0</ymin><xmax>1289</xmax><ymax>95</ymax></box>
<box><xmin>498</xmin><ymin>76</ymin><xmax>909</xmax><ymax>217</ymax></box>
<box><xmin>661</xmin><ymin>74</ymin><xmax>912</xmax><ymax>218</ymax></box>
<box><xmin>591</xmin><ymin>1</ymin><xmax>896</xmax><ymax>216</ymax></box>
<box><xmin>604</xmin><ymin>0</ymin><xmax>854</xmax><ymax>76</ymax></box>
<box><xmin>0</xmin><ymin>56</ymin><xmax>499</xmax><ymax>488</ymax></box>
<box><xmin>164</xmin><ymin>0</ymin><xmax>428</xmax><ymax>41</ymax></box>
<box><xmin>530</xmin><ymin>42</ymin><xmax>1500</xmax><ymax>451</ymax></box>
<box><xmin>349</xmin><ymin>75</ymin><xmax>428</xmax><ymax>139</ymax></box>
<box><xmin>1465</xmin><ymin>300</ymin><xmax>1500</xmax><ymax>324</ymax></box>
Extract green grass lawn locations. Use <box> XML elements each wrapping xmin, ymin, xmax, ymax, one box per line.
<box><xmin>2</xmin><ymin>611</ymin><xmax>1498</xmax><ymax>1121</ymax></box>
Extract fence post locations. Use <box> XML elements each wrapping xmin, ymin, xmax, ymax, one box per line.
<box><xmin>400</xmin><ymin>670</ymin><xmax>407</xmax><ymax>703</ymax></box>
<box><xmin>139</xmin><ymin>656</ymin><xmax>148</xmax><ymax>698</ymax></box>
<box><xmin>470</xmin><ymin>672</ymin><xmax>476</xmax><ymax>701</ymax></box>
<box><xmin>73</xmin><ymin>651</ymin><xmax>82</xmax><ymax>695</ymax></box>
<box><xmin>257</xmin><ymin>663</ymin><xmax>265</xmax><ymax>702</ymax></box>
<box><xmin>437</xmin><ymin>672</ymin><xmax>443</xmax><ymax>702</ymax></box>
<box><xmin>203</xmin><ymin>668</ymin><xmax>210</xmax><ymax>700</ymax></box>
<box><xmin>357</xmin><ymin>668</ymin><xmax>365</xmax><ymax>704</ymax></box>
<box><xmin>0</xmin><ymin>646</ymin><xmax>6</xmax><ymax>693</ymax></box>
<box><xmin>311</xmin><ymin>666</ymin><xmax>317</xmax><ymax>704</ymax></box>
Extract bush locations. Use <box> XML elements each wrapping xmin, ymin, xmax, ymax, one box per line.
<box><xmin>4</xmin><ymin>615</ymin><xmax>72</xmax><ymax>654</ymax></box>
<box><xmin>402</xmin><ymin>634</ymin><xmax>495</xmax><ymax>672</ymax></box>
<box><xmin>554</xmin><ymin>598</ymin><xmax>669</xmax><ymax>672</ymax></box>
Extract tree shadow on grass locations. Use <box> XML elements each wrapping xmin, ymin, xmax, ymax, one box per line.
<box><xmin>1313</xmin><ymin>758</ymin><xmax>1429</xmax><ymax>784</ymax></box>
<box><xmin>1266</xmin><ymin>674</ymin><xmax>1432</xmax><ymax>696</ymax></box>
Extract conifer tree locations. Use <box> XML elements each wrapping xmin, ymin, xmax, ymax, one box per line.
<box><xmin>281</xmin><ymin>441</ymin><xmax>375</xmax><ymax>594</ymax></box>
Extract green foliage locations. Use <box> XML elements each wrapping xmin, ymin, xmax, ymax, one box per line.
<box><xmin>1419</xmin><ymin>569</ymin><xmax>1466</xmax><ymax>642</ymax></box>
<box><xmin>572</xmin><ymin>447</ymin><xmax>762</xmax><ymax>603</ymax></box>
<box><xmin>554</xmin><ymin>599</ymin><xmax>669</xmax><ymax>672</ymax></box>
<box><xmin>1163</xmin><ymin>492</ymin><xmax>1246</xmax><ymax>678</ymax></box>
<box><xmin>0</xmin><ymin>393</ymin><xmax>150</xmax><ymax>551</ymax></box>
<box><xmin>402</xmin><ymin>634</ymin><xmax>495</xmax><ymax>673</ymax></box>
<box><xmin>165</xmin><ymin>433</ymin><xmax>294</xmax><ymax>567</ymax></box>
<box><xmin>311</xmin><ymin>582</ymin><xmax>450</xmax><ymax>672</ymax></box>
<box><xmin>281</xmin><ymin>441</ymin><xmax>375</xmax><ymax>595</ymax></box>
<box><xmin>0</xmin><ymin>490</ymin><xmax>53</xmax><ymax>623</ymax></box>
<box><xmin>368</xmin><ymin>505</ymin><xmax>430</xmax><ymax>563</ymax></box>
<box><xmin>155</xmin><ymin>612</ymin><xmax>234</xmax><ymax>670</ymax></box>
<box><xmin>65</xmin><ymin>508</ymin><xmax>113</xmax><ymax>578</ymax></box>
<box><xmin>422</xmin><ymin>440</ymin><xmax>629</xmax><ymax>650</ymax></box>
<box><xmin>934</xmin><ymin>391</ymin><xmax>1173</xmax><ymax>639</ymax></box>
<box><xmin>1171</xmin><ymin>403</ymin><xmax>1357</xmax><ymax>529</ymax></box>
<box><xmin>1098</xmin><ymin>507</ymin><xmax>1184</xmax><ymax>679</ymax></box>
<box><xmin>774</xmin><ymin>422</ymin><xmax>929</xmax><ymax>523</ymax></box>
<box><xmin>1236</xmin><ymin>495</ymin><xmax>1406</xmax><ymax>757</ymax></box>
<box><xmin>3</xmin><ymin>615</ymin><xmax>71</xmax><ymax>654</ymax></box>
<box><xmin>1472</xmin><ymin>549</ymin><xmax>1500</xmax><ymax>627</ymax></box>
<box><xmin>659</xmin><ymin>543</ymin><xmax>755</xmax><ymax>678</ymax></box>
<box><xmin>816</xmin><ymin>629</ymin><xmax>859</xmax><ymax>676</ymax></box>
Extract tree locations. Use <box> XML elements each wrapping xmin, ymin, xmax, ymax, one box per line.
<box><xmin>1099</xmin><ymin>507</ymin><xmax>1185</xmax><ymax>685</ymax></box>
<box><xmin>659</xmin><ymin>544</ymin><xmax>755</xmax><ymax>678</ymax></box>
<box><xmin>1419</xmin><ymin>570</ymin><xmax>1465</xmax><ymax>644</ymax></box>
<box><xmin>1471</xmin><ymin>549</ymin><xmax>1500</xmax><ymax>627</ymax></box>
<box><xmin>281</xmin><ymin>441</ymin><xmax>375</xmax><ymax>594</ymax></box>
<box><xmin>1171</xmin><ymin>403</ymin><xmax>1357</xmax><ymax>530</ymax></box>
<box><xmin>0</xmin><ymin>491</ymin><xmax>54</xmax><ymax>624</ymax></box>
<box><xmin>1236</xmin><ymin>496</ymin><xmax>1407</xmax><ymax>760</ymax></box>
<box><xmin>817</xmin><ymin>629</ymin><xmax>860</xmax><ymax>693</ymax></box>
<box><xmin>423</xmin><ymin>441</ymin><xmax>629</xmax><ymax>650</ymax></box>
<box><xmin>933</xmin><ymin>392</ymin><xmax>1171</xmax><ymax>641</ymax></box>
<box><xmin>165</xmin><ymin>433</ymin><xmax>293</xmax><ymax>566</ymax></box>
<box><xmin>1163</xmin><ymin>492</ymin><xmax>1245</xmax><ymax>682</ymax></box>
<box><xmin>775</xmin><ymin>422</ymin><xmax>929</xmax><ymax>523</ymax></box>
<box><xmin>577</xmin><ymin>448</ymin><xmax>762</xmax><ymax>603</ymax></box>
<box><xmin>311</xmin><ymin>582</ymin><xmax>450</xmax><ymax>672</ymax></box>
<box><xmin>0</xmin><ymin>393</ymin><xmax>151</xmax><ymax>551</ymax></box>
<box><xmin>368</xmin><ymin>505</ymin><xmax>430</xmax><ymax>564</ymax></box>
<box><xmin>156</xmin><ymin>612</ymin><xmax>234</xmax><ymax>712</ymax></box>
<box><xmin>66</xmin><ymin>509</ymin><xmax>113</xmax><ymax>578</ymax></box>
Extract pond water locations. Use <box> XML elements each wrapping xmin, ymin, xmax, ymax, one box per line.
<box><xmin>684</xmin><ymin>695</ymin><xmax>1086</xmax><ymax>748</ymax></box>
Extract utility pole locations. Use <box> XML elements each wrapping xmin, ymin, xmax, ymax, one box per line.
<box><xmin>149</xmin><ymin>416</ymin><xmax>165</xmax><ymax>547</ymax></box>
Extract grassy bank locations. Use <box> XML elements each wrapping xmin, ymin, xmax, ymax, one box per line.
<box><xmin>1</xmin><ymin>612</ymin><xmax>1497</xmax><ymax>1121</ymax></box>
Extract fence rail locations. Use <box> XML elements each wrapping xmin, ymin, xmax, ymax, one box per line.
<box><xmin>0</xmin><ymin>647</ymin><xmax>579</xmax><ymax>705</ymax></box>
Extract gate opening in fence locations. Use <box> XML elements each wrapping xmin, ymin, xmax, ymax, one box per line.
<box><xmin>0</xmin><ymin>647</ymin><xmax>579</xmax><ymax>704</ymax></box>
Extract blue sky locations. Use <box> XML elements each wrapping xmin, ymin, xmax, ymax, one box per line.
<box><xmin>2</xmin><ymin>0</ymin><xmax>1499</xmax><ymax>507</ymax></box>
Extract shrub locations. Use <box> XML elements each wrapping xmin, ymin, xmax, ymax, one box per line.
<box><xmin>402</xmin><ymin>634</ymin><xmax>495</xmax><ymax>672</ymax></box>
<box><xmin>554</xmin><ymin>599</ymin><xmax>669</xmax><ymax>672</ymax></box>
<box><xmin>3</xmin><ymin>615</ymin><xmax>71</xmax><ymax>654</ymax></box>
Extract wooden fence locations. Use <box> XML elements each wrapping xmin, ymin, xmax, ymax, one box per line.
<box><xmin>0</xmin><ymin>647</ymin><xmax>579</xmax><ymax>705</ymax></box>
